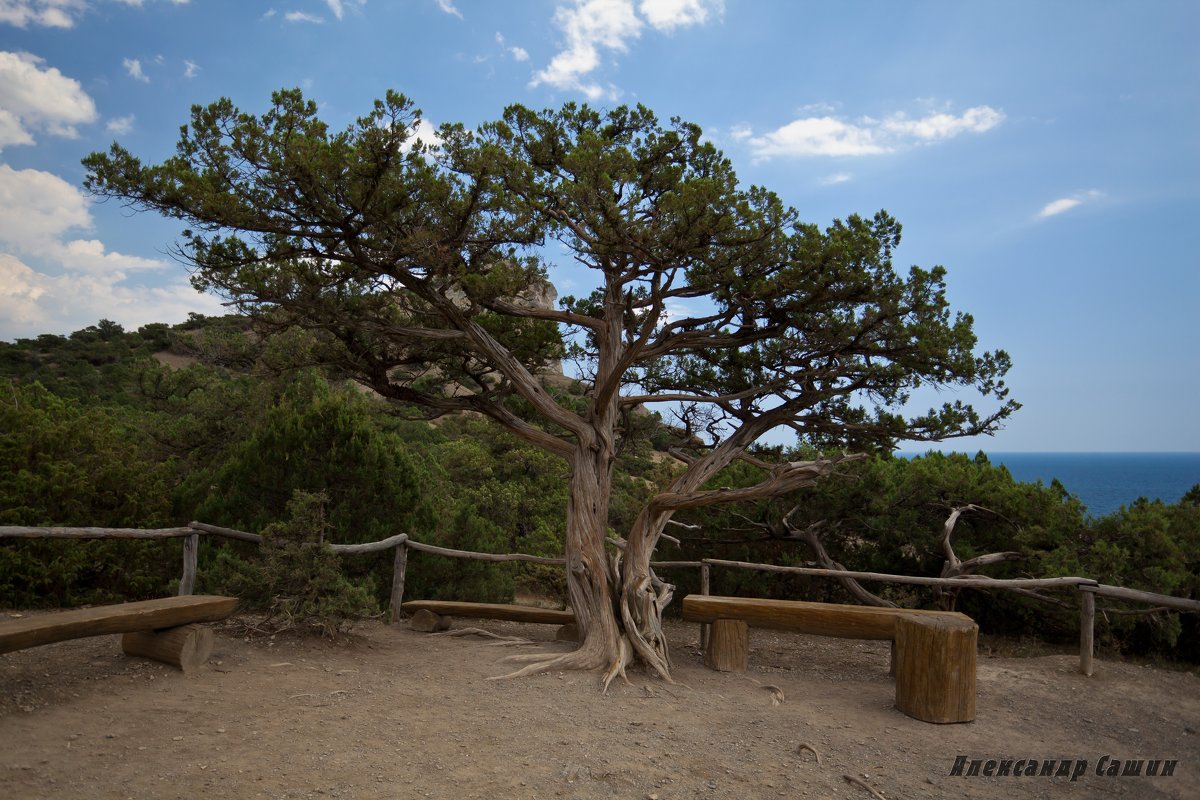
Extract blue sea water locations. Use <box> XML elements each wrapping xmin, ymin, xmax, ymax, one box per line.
<box><xmin>906</xmin><ymin>452</ymin><xmax>1200</xmax><ymax>518</ymax></box>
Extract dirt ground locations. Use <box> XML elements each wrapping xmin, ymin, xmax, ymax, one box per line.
<box><xmin>1</xmin><ymin>613</ymin><xmax>1196</xmax><ymax>800</ymax></box>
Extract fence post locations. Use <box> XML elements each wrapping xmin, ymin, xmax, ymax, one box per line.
<box><xmin>179</xmin><ymin>533</ymin><xmax>199</xmax><ymax>596</ymax></box>
<box><xmin>1079</xmin><ymin>586</ymin><xmax>1095</xmax><ymax>676</ymax></box>
<box><xmin>389</xmin><ymin>542</ymin><xmax>409</xmax><ymax>624</ymax></box>
<box><xmin>699</xmin><ymin>562</ymin><xmax>711</xmax><ymax>652</ymax></box>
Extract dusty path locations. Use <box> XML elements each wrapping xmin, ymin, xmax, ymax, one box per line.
<box><xmin>1</xmin><ymin>615</ymin><xmax>1195</xmax><ymax>800</ymax></box>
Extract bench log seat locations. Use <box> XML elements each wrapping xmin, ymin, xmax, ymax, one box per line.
<box><xmin>401</xmin><ymin>600</ymin><xmax>575</xmax><ymax>636</ymax></box>
<box><xmin>0</xmin><ymin>595</ymin><xmax>239</xmax><ymax>671</ymax></box>
<box><xmin>682</xmin><ymin>595</ymin><xmax>977</xmax><ymax>724</ymax></box>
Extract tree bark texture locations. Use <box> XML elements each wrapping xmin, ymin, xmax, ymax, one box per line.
<box><xmin>121</xmin><ymin>624</ymin><xmax>214</xmax><ymax>672</ymax></box>
<box><xmin>703</xmin><ymin>619</ymin><xmax>748</xmax><ymax>672</ymax></box>
<box><xmin>893</xmin><ymin>613</ymin><xmax>977</xmax><ymax>723</ymax></box>
<box><xmin>0</xmin><ymin>596</ymin><xmax>238</xmax><ymax>655</ymax></box>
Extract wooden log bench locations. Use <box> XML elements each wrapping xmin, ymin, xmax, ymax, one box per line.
<box><xmin>0</xmin><ymin>595</ymin><xmax>239</xmax><ymax>672</ymax></box>
<box><xmin>400</xmin><ymin>600</ymin><xmax>578</xmax><ymax>640</ymax></box>
<box><xmin>682</xmin><ymin>595</ymin><xmax>977</xmax><ymax>724</ymax></box>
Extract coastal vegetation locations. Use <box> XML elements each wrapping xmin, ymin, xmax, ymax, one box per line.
<box><xmin>1</xmin><ymin>316</ymin><xmax>1197</xmax><ymax>661</ymax></box>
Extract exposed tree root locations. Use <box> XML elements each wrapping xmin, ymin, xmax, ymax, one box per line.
<box><xmin>746</xmin><ymin>677</ymin><xmax>785</xmax><ymax>706</ymax></box>
<box><xmin>843</xmin><ymin>775</ymin><xmax>888</xmax><ymax>800</ymax></box>
<box><xmin>599</xmin><ymin>637</ymin><xmax>633</xmax><ymax>693</ymax></box>
<box><xmin>796</xmin><ymin>743</ymin><xmax>821</xmax><ymax>764</ymax></box>
<box><xmin>487</xmin><ymin>645</ymin><xmax>610</xmax><ymax>682</ymax></box>
<box><xmin>432</xmin><ymin>628</ymin><xmax>531</xmax><ymax>643</ymax></box>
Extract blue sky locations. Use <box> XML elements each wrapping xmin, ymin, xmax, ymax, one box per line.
<box><xmin>0</xmin><ymin>0</ymin><xmax>1196</xmax><ymax>452</ymax></box>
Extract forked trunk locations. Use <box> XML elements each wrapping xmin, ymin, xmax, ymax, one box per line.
<box><xmin>492</xmin><ymin>445</ymin><xmax>646</xmax><ymax>688</ymax></box>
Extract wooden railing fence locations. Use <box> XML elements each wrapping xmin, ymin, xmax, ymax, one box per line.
<box><xmin>3</xmin><ymin>523</ymin><xmax>1198</xmax><ymax>677</ymax></box>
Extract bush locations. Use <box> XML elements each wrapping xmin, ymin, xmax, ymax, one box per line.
<box><xmin>207</xmin><ymin>491</ymin><xmax>378</xmax><ymax>636</ymax></box>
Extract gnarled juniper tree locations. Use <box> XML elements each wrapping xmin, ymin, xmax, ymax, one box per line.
<box><xmin>84</xmin><ymin>90</ymin><xmax>1017</xmax><ymax>687</ymax></box>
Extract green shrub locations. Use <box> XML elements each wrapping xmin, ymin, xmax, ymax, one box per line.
<box><xmin>207</xmin><ymin>491</ymin><xmax>378</xmax><ymax>636</ymax></box>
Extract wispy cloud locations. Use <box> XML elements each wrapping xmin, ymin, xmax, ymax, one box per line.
<box><xmin>0</xmin><ymin>51</ymin><xmax>97</xmax><ymax>148</ymax></box>
<box><xmin>876</xmin><ymin>106</ymin><xmax>1004</xmax><ymax>142</ymax></box>
<box><xmin>284</xmin><ymin>10</ymin><xmax>324</xmax><ymax>24</ymax></box>
<box><xmin>495</xmin><ymin>32</ymin><xmax>530</xmax><ymax>62</ymax></box>
<box><xmin>122</xmin><ymin>57</ymin><xmax>149</xmax><ymax>82</ymax></box>
<box><xmin>115</xmin><ymin>0</ymin><xmax>192</xmax><ymax>7</ymax></box>
<box><xmin>106</xmin><ymin>114</ymin><xmax>135</xmax><ymax>135</ymax></box>
<box><xmin>744</xmin><ymin>104</ymin><xmax>1004</xmax><ymax>160</ymax></box>
<box><xmin>728</xmin><ymin>123</ymin><xmax>752</xmax><ymax>141</ymax></box>
<box><xmin>1037</xmin><ymin>189</ymin><xmax>1103</xmax><ymax>219</ymax></box>
<box><xmin>435</xmin><ymin>0</ymin><xmax>462</xmax><ymax>18</ymax></box>
<box><xmin>820</xmin><ymin>172</ymin><xmax>852</xmax><ymax>186</ymax></box>
<box><xmin>324</xmin><ymin>0</ymin><xmax>364</xmax><ymax>20</ymax></box>
<box><xmin>183</xmin><ymin>59</ymin><xmax>199</xmax><ymax>78</ymax></box>
<box><xmin>0</xmin><ymin>0</ymin><xmax>86</xmax><ymax>28</ymax></box>
<box><xmin>532</xmin><ymin>0</ymin><xmax>720</xmax><ymax>100</ymax></box>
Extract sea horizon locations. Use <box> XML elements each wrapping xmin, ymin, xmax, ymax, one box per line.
<box><xmin>896</xmin><ymin>451</ymin><xmax>1200</xmax><ymax>518</ymax></box>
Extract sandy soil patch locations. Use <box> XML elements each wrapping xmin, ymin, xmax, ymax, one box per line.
<box><xmin>1</xmin><ymin>615</ymin><xmax>1195</xmax><ymax>800</ymax></box>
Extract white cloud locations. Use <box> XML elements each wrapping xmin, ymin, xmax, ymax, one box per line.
<box><xmin>0</xmin><ymin>163</ymin><xmax>106</xmax><ymax>252</ymax></box>
<box><xmin>744</xmin><ymin>104</ymin><xmax>1005</xmax><ymax>160</ymax></box>
<box><xmin>532</xmin><ymin>0</ymin><xmax>720</xmax><ymax>98</ymax></box>
<box><xmin>0</xmin><ymin>0</ymin><xmax>85</xmax><ymax>28</ymax></box>
<box><xmin>748</xmin><ymin>116</ymin><xmax>888</xmax><ymax>158</ymax></box>
<box><xmin>0</xmin><ymin>163</ymin><xmax>167</xmax><ymax>273</ymax></box>
<box><xmin>0</xmin><ymin>51</ymin><xmax>97</xmax><ymax>148</ymax></box>
<box><xmin>183</xmin><ymin>59</ymin><xmax>199</xmax><ymax>78</ymax></box>
<box><xmin>0</xmin><ymin>163</ymin><xmax>219</xmax><ymax>340</ymax></box>
<box><xmin>0</xmin><ymin>251</ymin><xmax>223</xmax><ymax>340</ymax></box>
<box><xmin>284</xmin><ymin>10</ymin><xmax>324</xmax><ymax>23</ymax></box>
<box><xmin>532</xmin><ymin>0</ymin><xmax>643</xmax><ymax>99</ymax></box>
<box><xmin>496</xmin><ymin>32</ymin><xmax>529</xmax><ymax>62</ymax></box>
<box><xmin>1037</xmin><ymin>189</ymin><xmax>1103</xmax><ymax>219</ymax></box>
<box><xmin>105</xmin><ymin>114</ymin><xmax>135</xmax><ymax>135</ymax></box>
<box><xmin>820</xmin><ymin>172</ymin><xmax>852</xmax><ymax>186</ymax></box>
<box><xmin>399</xmin><ymin>118</ymin><xmax>442</xmax><ymax>154</ymax></box>
<box><xmin>728</xmin><ymin>123</ymin><xmax>752</xmax><ymax>141</ymax></box>
<box><xmin>47</xmin><ymin>237</ymin><xmax>164</xmax><ymax>273</ymax></box>
<box><xmin>435</xmin><ymin>0</ymin><xmax>462</xmax><ymax>18</ymax></box>
<box><xmin>122</xmin><ymin>57</ymin><xmax>149</xmax><ymax>82</ymax></box>
<box><xmin>0</xmin><ymin>110</ymin><xmax>32</xmax><ymax>147</ymax></box>
<box><xmin>638</xmin><ymin>0</ymin><xmax>719</xmax><ymax>32</ymax></box>
<box><xmin>878</xmin><ymin>106</ymin><xmax>1004</xmax><ymax>141</ymax></box>
<box><xmin>324</xmin><ymin>0</ymin><xmax>363</xmax><ymax>20</ymax></box>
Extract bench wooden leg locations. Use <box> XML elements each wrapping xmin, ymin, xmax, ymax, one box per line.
<box><xmin>121</xmin><ymin>624</ymin><xmax>214</xmax><ymax>672</ymax></box>
<box><xmin>409</xmin><ymin>609</ymin><xmax>450</xmax><ymax>632</ymax></box>
<box><xmin>703</xmin><ymin>618</ymin><xmax>748</xmax><ymax>672</ymax></box>
<box><xmin>893</xmin><ymin>613</ymin><xmax>977</xmax><ymax>723</ymax></box>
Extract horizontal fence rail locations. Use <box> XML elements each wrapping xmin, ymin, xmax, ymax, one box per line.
<box><xmin>2</xmin><ymin>523</ymin><xmax>1197</xmax><ymax>675</ymax></box>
